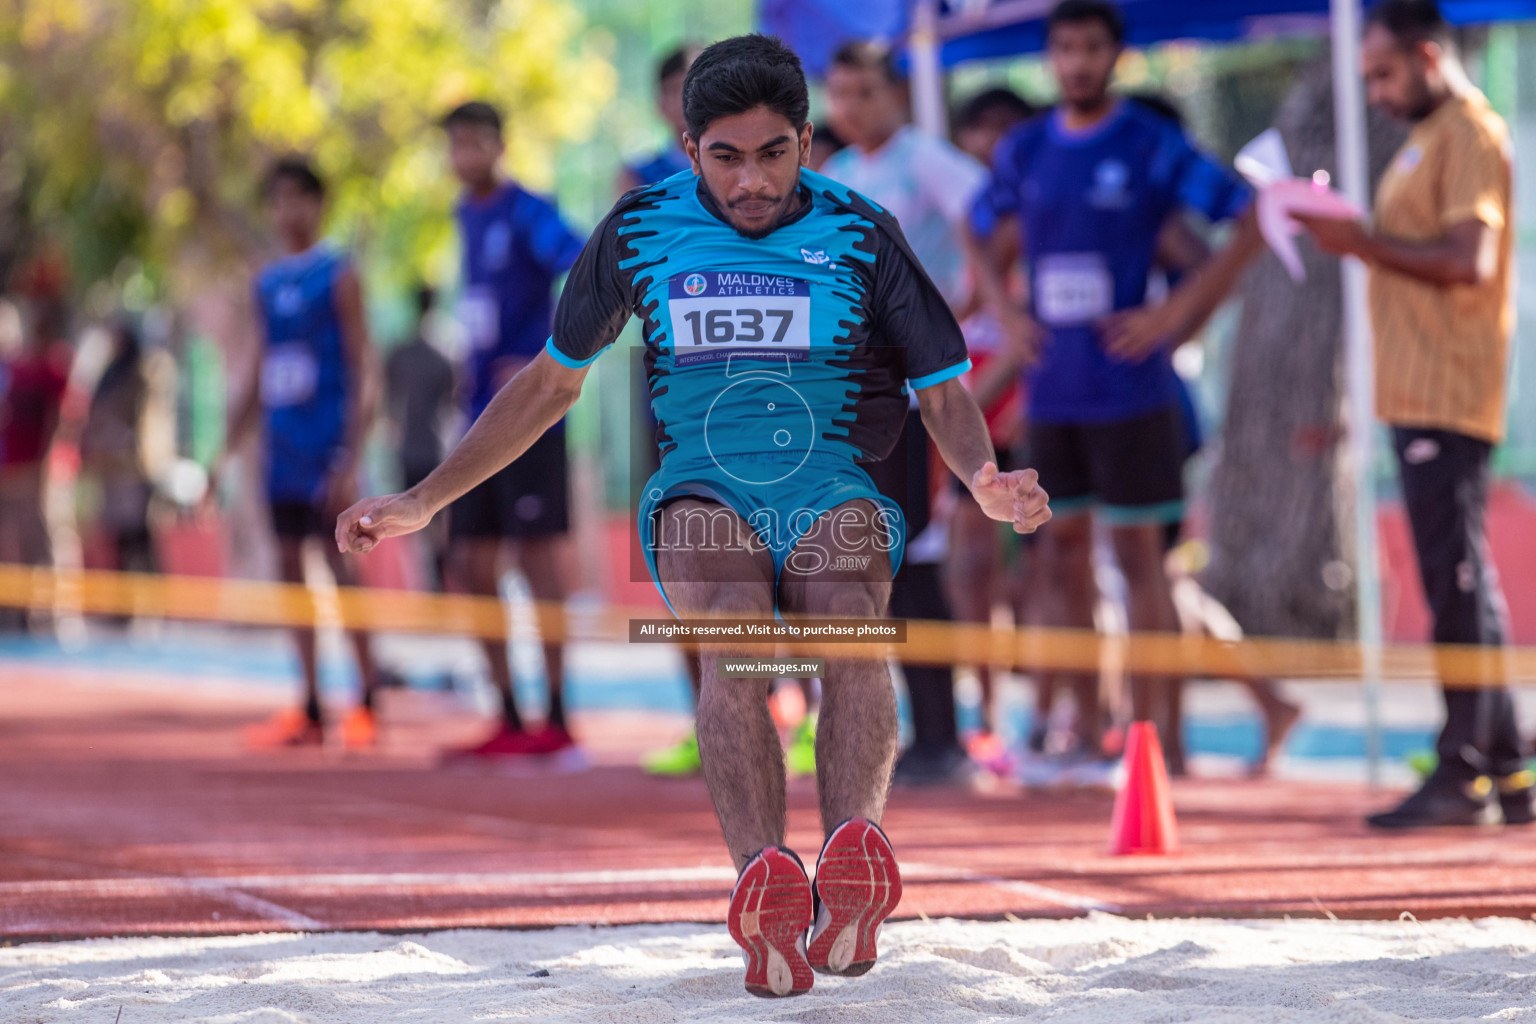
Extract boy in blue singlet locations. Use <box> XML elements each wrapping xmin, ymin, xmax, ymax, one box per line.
<box><xmin>228</xmin><ymin>157</ymin><xmax>382</xmax><ymax>750</ymax></box>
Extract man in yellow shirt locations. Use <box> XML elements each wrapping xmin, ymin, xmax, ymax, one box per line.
<box><xmin>1301</xmin><ymin>0</ymin><xmax>1529</xmax><ymax>828</ymax></box>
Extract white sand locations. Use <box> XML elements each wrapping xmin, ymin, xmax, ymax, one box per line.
<box><xmin>4</xmin><ymin>915</ymin><xmax>1535</xmax><ymax>1023</ymax></box>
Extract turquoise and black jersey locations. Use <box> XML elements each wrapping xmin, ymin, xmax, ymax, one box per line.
<box><xmin>546</xmin><ymin>168</ymin><xmax>971</xmax><ymax>468</ymax></box>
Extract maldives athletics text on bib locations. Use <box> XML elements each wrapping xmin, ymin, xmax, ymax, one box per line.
<box><xmin>667</xmin><ymin>270</ymin><xmax>811</xmax><ymax>368</ymax></box>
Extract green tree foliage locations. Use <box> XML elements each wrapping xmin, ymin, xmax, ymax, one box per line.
<box><xmin>0</xmin><ymin>0</ymin><xmax>616</xmax><ymax>300</ymax></box>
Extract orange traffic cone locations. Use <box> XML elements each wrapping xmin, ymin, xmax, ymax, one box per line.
<box><xmin>1109</xmin><ymin>721</ymin><xmax>1179</xmax><ymax>855</ymax></box>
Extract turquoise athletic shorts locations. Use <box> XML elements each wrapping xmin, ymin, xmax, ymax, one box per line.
<box><xmin>638</xmin><ymin>453</ymin><xmax>906</xmax><ymax>618</ymax></box>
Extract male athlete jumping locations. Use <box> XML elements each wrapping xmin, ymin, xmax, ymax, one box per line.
<box><xmin>337</xmin><ymin>35</ymin><xmax>1050</xmax><ymax>998</ymax></box>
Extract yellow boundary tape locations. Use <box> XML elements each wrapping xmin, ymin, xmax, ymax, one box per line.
<box><xmin>1</xmin><ymin>564</ymin><xmax>1531</xmax><ymax>688</ymax></box>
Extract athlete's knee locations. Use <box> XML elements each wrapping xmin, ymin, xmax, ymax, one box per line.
<box><xmin>1110</xmin><ymin>525</ymin><xmax>1168</xmax><ymax>587</ymax></box>
<box><xmin>792</xmin><ymin>578</ymin><xmax>889</xmax><ymax>619</ymax></box>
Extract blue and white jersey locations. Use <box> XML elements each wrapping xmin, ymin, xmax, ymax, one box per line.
<box><xmin>547</xmin><ymin>168</ymin><xmax>971</xmax><ymax>472</ymax></box>
<box><xmin>972</xmin><ymin>101</ymin><xmax>1251</xmax><ymax>424</ymax></box>
<box><xmin>455</xmin><ymin>182</ymin><xmax>583</xmax><ymax>419</ymax></box>
<box><xmin>254</xmin><ymin>243</ymin><xmax>350</xmax><ymax>503</ymax></box>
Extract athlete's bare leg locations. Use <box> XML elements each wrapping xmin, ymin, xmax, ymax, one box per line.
<box><xmin>778</xmin><ymin>500</ymin><xmax>896</xmax><ymax>836</ymax></box>
<box><xmin>1032</xmin><ymin>513</ymin><xmax>1102</xmax><ymax>754</ymax></box>
<box><xmin>323</xmin><ymin>542</ymin><xmax>379</xmax><ymax>705</ymax></box>
<box><xmin>278</xmin><ymin>538</ymin><xmax>323</xmax><ymax>720</ymax></box>
<box><xmin>1111</xmin><ymin>523</ymin><xmax>1186</xmax><ymax>773</ymax></box>
<box><xmin>655</xmin><ymin>499</ymin><xmax>781</xmax><ymax>870</ymax></box>
<box><xmin>513</xmin><ymin>534</ymin><xmax>570</xmax><ymax>729</ymax></box>
<box><xmin>944</xmin><ymin>497</ymin><xmax>1000</xmax><ymax>732</ymax></box>
<box><xmin>449</xmin><ymin>537</ymin><xmax>522</xmax><ymax>730</ymax></box>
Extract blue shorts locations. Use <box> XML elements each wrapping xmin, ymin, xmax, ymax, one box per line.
<box><xmin>638</xmin><ymin>453</ymin><xmax>906</xmax><ymax>618</ymax></box>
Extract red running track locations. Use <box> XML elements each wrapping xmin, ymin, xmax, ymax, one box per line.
<box><xmin>2</xmin><ymin>665</ymin><xmax>1534</xmax><ymax>941</ymax></box>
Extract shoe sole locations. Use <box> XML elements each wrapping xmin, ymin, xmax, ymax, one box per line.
<box><xmin>728</xmin><ymin>847</ymin><xmax>814</xmax><ymax>998</ymax></box>
<box><xmin>808</xmin><ymin>817</ymin><xmax>902</xmax><ymax>977</ymax></box>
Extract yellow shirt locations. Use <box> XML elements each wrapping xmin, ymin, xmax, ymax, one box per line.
<box><xmin>1369</xmin><ymin>89</ymin><xmax>1513</xmax><ymax>444</ymax></box>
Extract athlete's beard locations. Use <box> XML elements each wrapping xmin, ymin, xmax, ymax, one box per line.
<box><xmin>702</xmin><ymin>179</ymin><xmax>797</xmax><ymax>240</ymax></box>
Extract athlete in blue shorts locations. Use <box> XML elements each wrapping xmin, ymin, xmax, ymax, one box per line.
<box><xmin>338</xmin><ymin>35</ymin><xmax>1050</xmax><ymax>999</ymax></box>
<box><xmin>224</xmin><ymin>157</ymin><xmax>382</xmax><ymax>750</ymax></box>
<box><xmin>968</xmin><ymin>0</ymin><xmax>1256</xmax><ymax>774</ymax></box>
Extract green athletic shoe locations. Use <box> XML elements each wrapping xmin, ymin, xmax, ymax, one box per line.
<box><xmin>643</xmin><ymin>731</ymin><xmax>702</xmax><ymax>776</ymax></box>
<box><xmin>786</xmin><ymin>714</ymin><xmax>817</xmax><ymax>777</ymax></box>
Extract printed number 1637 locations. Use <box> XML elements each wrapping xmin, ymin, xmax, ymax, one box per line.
<box><xmin>682</xmin><ymin>308</ymin><xmax>793</xmax><ymax>345</ymax></box>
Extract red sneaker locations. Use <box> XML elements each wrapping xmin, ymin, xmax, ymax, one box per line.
<box><xmin>526</xmin><ymin>724</ymin><xmax>577</xmax><ymax>754</ymax></box>
<box><xmin>728</xmin><ymin>846</ymin><xmax>815</xmax><ymax>998</ymax></box>
<box><xmin>807</xmin><ymin>817</ymin><xmax>902</xmax><ymax>977</ymax></box>
<box><xmin>442</xmin><ymin>724</ymin><xmax>545</xmax><ymax>761</ymax></box>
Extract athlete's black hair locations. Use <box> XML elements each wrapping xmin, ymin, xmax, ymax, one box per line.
<box><xmin>1366</xmin><ymin>0</ymin><xmax>1454</xmax><ymax>50</ymax></box>
<box><xmin>657</xmin><ymin>44</ymin><xmax>697</xmax><ymax>85</ymax></box>
<box><xmin>263</xmin><ymin>156</ymin><xmax>325</xmax><ymax>200</ymax></box>
<box><xmin>682</xmin><ymin>34</ymin><xmax>809</xmax><ymax>140</ymax></box>
<box><xmin>1047</xmin><ymin>0</ymin><xmax>1125</xmax><ymax>46</ymax></box>
<box><xmin>954</xmin><ymin>87</ymin><xmax>1035</xmax><ymax>130</ymax></box>
<box><xmin>441</xmin><ymin>100</ymin><xmax>503</xmax><ymax>137</ymax></box>
<box><xmin>829</xmin><ymin>39</ymin><xmax>902</xmax><ymax>85</ymax></box>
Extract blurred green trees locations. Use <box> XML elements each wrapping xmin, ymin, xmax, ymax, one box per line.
<box><xmin>0</xmin><ymin>0</ymin><xmax>616</xmax><ymax>303</ymax></box>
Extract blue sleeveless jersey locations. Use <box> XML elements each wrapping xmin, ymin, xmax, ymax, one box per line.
<box><xmin>548</xmin><ymin>168</ymin><xmax>971</xmax><ymax>472</ymax></box>
<box><xmin>971</xmin><ymin>102</ymin><xmax>1250</xmax><ymax>424</ymax></box>
<box><xmin>455</xmin><ymin>183</ymin><xmax>583</xmax><ymax>419</ymax></box>
<box><xmin>255</xmin><ymin>244</ymin><xmax>351</xmax><ymax>504</ymax></box>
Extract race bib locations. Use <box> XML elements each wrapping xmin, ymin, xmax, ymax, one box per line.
<box><xmin>261</xmin><ymin>343</ymin><xmax>318</xmax><ymax>408</ymax></box>
<box><xmin>1035</xmin><ymin>253</ymin><xmax>1113</xmax><ymax>326</ymax></box>
<box><xmin>458</xmin><ymin>287</ymin><xmax>500</xmax><ymax>352</ymax></box>
<box><xmin>667</xmin><ymin>271</ymin><xmax>811</xmax><ymax>368</ymax></box>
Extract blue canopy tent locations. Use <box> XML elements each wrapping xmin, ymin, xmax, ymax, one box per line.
<box><xmin>760</xmin><ymin>0</ymin><xmax>1536</xmax><ymax>785</ymax></box>
<box><xmin>761</xmin><ymin>0</ymin><xmax>1536</xmax><ymax>75</ymax></box>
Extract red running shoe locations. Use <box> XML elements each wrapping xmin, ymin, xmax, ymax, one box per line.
<box><xmin>727</xmin><ymin>846</ymin><xmax>815</xmax><ymax>998</ymax></box>
<box><xmin>807</xmin><ymin>817</ymin><xmax>903</xmax><ymax>977</ymax></box>
<box><xmin>442</xmin><ymin>724</ymin><xmax>546</xmax><ymax>761</ymax></box>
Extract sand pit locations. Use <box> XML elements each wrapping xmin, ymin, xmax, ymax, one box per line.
<box><xmin>4</xmin><ymin>915</ymin><xmax>1534</xmax><ymax>1022</ymax></box>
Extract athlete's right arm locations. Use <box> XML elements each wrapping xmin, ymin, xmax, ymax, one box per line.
<box><xmin>336</xmin><ymin>351</ymin><xmax>589</xmax><ymax>554</ymax></box>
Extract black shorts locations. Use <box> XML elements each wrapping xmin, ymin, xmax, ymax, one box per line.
<box><xmin>271</xmin><ymin>501</ymin><xmax>329</xmax><ymax>540</ymax></box>
<box><xmin>1029</xmin><ymin>403</ymin><xmax>1186</xmax><ymax>526</ymax></box>
<box><xmin>448</xmin><ymin>429</ymin><xmax>569</xmax><ymax>540</ymax></box>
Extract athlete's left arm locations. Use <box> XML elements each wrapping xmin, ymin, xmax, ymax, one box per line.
<box><xmin>917</xmin><ymin>378</ymin><xmax>1050</xmax><ymax>535</ymax></box>
<box><xmin>331</xmin><ymin>265</ymin><xmax>380</xmax><ymax>510</ymax></box>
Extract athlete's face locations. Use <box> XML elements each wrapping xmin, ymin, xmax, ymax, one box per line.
<box><xmin>955</xmin><ymin>111</ymin><xmax>1026</xmax><ymax>166</ymax></box>
<box><xmin>446</xmin><ymin>123</ymin><xmax>503</xmax><ymax>193</ymax></box>
<box><xmin>686</xmin><ymin>105</ymin><xmax>814</xmax><ymax>240</ymax></box>
<box><xmin>267</xmin><ymin>177</ymin><xmax>323</xmax><ymax>252</ymax></box>
<box><xmin>1362</xmin><ymin>23</ymin><xmax>1439</xmax><ymax>122</ymax></box>
<box><xmin>825</xmin><ymin>63</ymin><xmax>906</xmax><ymax>151</ymax></box>
<box><xmin>1047</xmin><ymin>19</ymin><xmax>1120</xmax><ymax>110</ymax></box>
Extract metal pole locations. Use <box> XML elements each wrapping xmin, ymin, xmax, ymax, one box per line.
<box><xmin>1330</xmin><ymin>0</ymin><xmax>1385</xmax><ymax>789</ymax></box>
<box><xmin>910</xmin><ymin>0</ymin><xmax>948</xmax><ymax>138</ymax></box>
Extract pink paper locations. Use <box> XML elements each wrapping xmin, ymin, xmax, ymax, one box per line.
<box><xmin>1257</xmin><ymin>178</ymin><xmax>1366</xmax><ymax>282</ymax></box>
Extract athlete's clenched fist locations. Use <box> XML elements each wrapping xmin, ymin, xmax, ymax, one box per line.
<box><xmin>970</xmin><ymin>462</ymin><xmax>1052</xmax><ymax>535</ymax></box>
<box><xmin>335</xmin><ymin>491</ymin><xmax>433</xmax><ymax>555</ymax></box>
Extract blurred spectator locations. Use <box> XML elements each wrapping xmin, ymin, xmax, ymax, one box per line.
<box><xmin>1297</xmin><ymin>0</ymin><xmax>1529</xmax><ymax>827</ymax></box>
<box><xmin>946</xmin><ymin>87</ymin><xmax>1035</xmax><ymax>765</ymax></box>
<box><xmin>967</xmin><ymin>0</ymin><xmax>1256</xmax><ymax>779</ymax></box>
<box><xmin>225</xmin><ymin>156</ymin><xmax>384</xmax><ymax>750</ymax></box>
<box><xmin>617</xmin><ymin>45</ymin><xmax>697</xmax><ymax>191</ymax></box>
<box><xmin>386</xmin><ymin>285</ymin><xmax>455</xmax><ymax>590</ymax></box>
<box><xmin>0</xmin><ymin>299</ymin><xmax>71</xmax><ymax>615</ymax></box>
<box><xmin>822</xmin><ymin>39</ymin><xmax>990</xmax><ymax>784</ymax></box>
<box><xmin>442</xmin><ymin>100</ymin><xmax>584</xmax><ymax>759</ymax></box>
<box><xmin>80</xmin><ymin>319</ymin><xmax>157</xmax><ymax>578</ymax></box>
